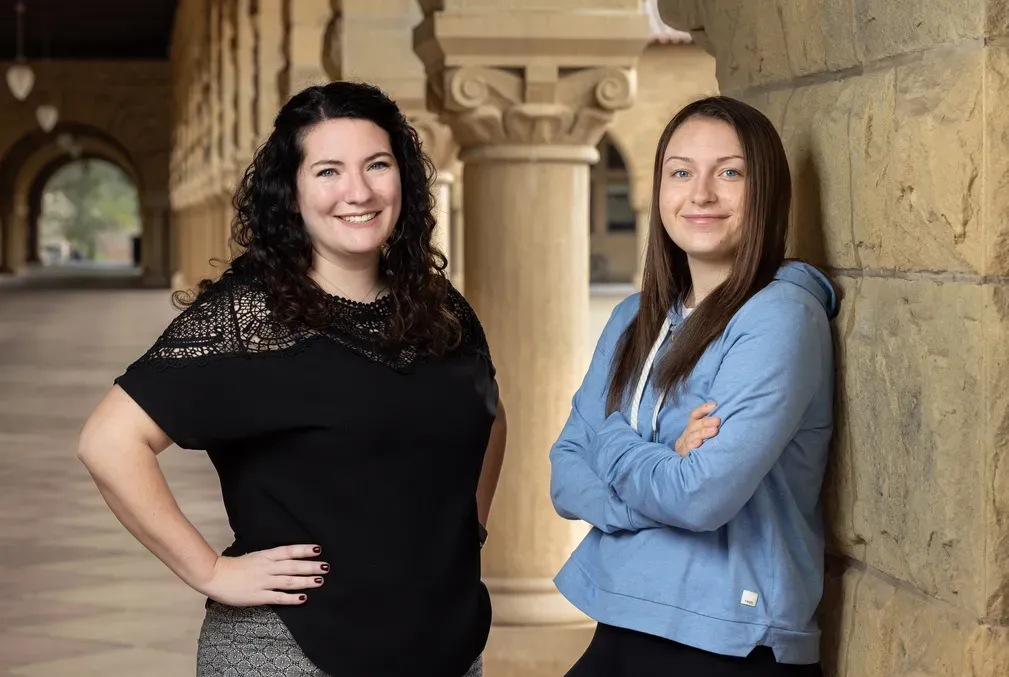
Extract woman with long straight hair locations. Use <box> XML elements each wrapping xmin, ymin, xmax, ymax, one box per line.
<box><xmin>549</xmin><ymin>96</ymin><xmax>836</xmax><ymax>676</ymax></box>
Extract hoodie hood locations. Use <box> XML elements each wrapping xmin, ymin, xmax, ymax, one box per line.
<box><xmin>774</xmin><ymin>260</ymin><xmax>838</xmax><ymax>320</ymax></box>
<box><xmin>667</xmin><ymin>260</ymin><xmax>839</xmax><ymax>322</ymax></box>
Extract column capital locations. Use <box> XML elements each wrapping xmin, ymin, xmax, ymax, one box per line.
<box><xmin>429</xmin><ymin>64</ymin><xmax>637</xmax><ymax>161</ymax></box>
<box><xmin>408</xmin><ymin>109</ymin><xmax>458</xmax><ymax>173</ymax></box>
<box><xmin>415</xmin><ymin>2</ymin><xmax>649</xmax><ymax>160</ymax></box>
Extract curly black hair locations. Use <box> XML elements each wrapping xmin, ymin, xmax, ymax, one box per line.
<box><xmin>177</xmin><ymin>81</ymin><xmax>460</xmax><ymax>355</ymax></box>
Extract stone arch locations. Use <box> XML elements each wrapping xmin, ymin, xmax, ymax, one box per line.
<box><xmin>603</xmin><ymin>125</ymin><xmax>647</xmax><ymax>213</ymax></box>
<box><xmin>27</xmin><ymin>154</ymin><xmax>141</xmax><ymax>265</ymax></box>
<box><xmin>0</xmin><ymin>124</ymin><xmax>167</xmax><ymax>283</ymax></box>
<box><xmin>589</xmin><ymin>132</ymin><xmax>640</xmax><ymax>285</ymax></box>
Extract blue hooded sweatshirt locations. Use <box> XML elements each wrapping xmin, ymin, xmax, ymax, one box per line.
<box><xmin>550</xmin><ymin>261</ymin><xmax>837</xmax><ymax>665</ymax></box>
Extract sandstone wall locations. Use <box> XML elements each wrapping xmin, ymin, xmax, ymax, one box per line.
<box><xmin>659</xmin><ymin>0</ymin><xmax>1009</xmax><ymax>673</ymax></box>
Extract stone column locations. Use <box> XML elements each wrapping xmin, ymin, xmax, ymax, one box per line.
<box><xmin>416</xmin><ymin>3</ymin><xmax>649</xmax><ymax>675</ymax></box>
<box><xmin>140</xmin><ymin>196</ymin><xmax>170</xmax><ymax>287</ymax></box>
<box><xmin>208</xmin><ymin>0</ymin><xmax>222</xmax><ymax>196</ymax></box>
<box><xmin>208</xmin><ymin>0</ymin><xmax>233</xmax><ymax>263</ymax></box>
<box><xmin>658</xmin><ymin>1</ymin><xmax>1009</xmax><ymax>675</ymax></box>
<box><xmin>416</xmin><ymin>118</ymin><xmax>458</xmax><ymax>283</ymax></box>
<box><xmin>235</xmin><ymin>0</ymin><xmax>254</xmax><ymax>163</ymax></box>
<box><xmin>631</xmin><ymin>181</ymin><xmax>650</xmax><ymax>289</ymax></box>
<box><xmin>336</xmin><ymin>0</ymin><xmax>462</xmax><ymax>284</ymax></box>
<box><xmin>26</xmin><ymin>219</ymin><xmax>39</xmax><ymax>264</ymax></box>
<box><xmin>169</xmin><ymin>206</ymin><xmax>186</xmax><ymax>292</ymax></box>
<box><xmin>250</xmin><ymin>0</ymin><xmax>285</xmax><ymax>150</ymax></box>
<box><xmin>3</xmin><ymin>203</ymin><xmax>27</xmax><ymax>274</ymax></box>
<box><xmin>283</xmin><ymin>0</ymin><xmax>331</xmax><ymax>97</ymax></box>
<box><xmin>220</xmin><ymin>0</ymin><xmax>238</xmax><ymax>187</ymax></box>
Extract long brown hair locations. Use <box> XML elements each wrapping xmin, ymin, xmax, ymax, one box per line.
<box><xmin>606</xmin><ymin>96</ymin><xmax>792</xmax><ymax>414</ymax></box>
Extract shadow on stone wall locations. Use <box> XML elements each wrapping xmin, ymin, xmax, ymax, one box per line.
<box><xmin>790</xmin><ymin>151</ymin><xmax>846</xmax><ymax>676</ymax></box>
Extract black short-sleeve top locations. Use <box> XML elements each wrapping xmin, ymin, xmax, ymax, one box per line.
<box><xmin>114</xmin><ymin>274</ymin><xmax>498</xmax><ymax>677</ymax></box>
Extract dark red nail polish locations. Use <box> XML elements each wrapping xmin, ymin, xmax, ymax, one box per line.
<box><xmin>314</xmin><ymin>577</ymin><xmax>323</xmax><ymax>584</ymax></box>
<box><xmin>312</xmin><ymin>546</ymin><xmax>321</xmax><ymax>554</ymax></box>
<box><xmin>299</xmin><ymin>594</ymin><xmax>307</xmax><ymax>601</ymax></box>
<box><xmin>320</xmin><ymin>564</ymin><xmax>330</xmax><ymax>572</ymax></box>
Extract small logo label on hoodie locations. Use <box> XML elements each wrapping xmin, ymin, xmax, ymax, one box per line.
<box><xmin>740</xmin><ymin>590</ymin><xmax>758</xmax><ymax>607</ymax></box>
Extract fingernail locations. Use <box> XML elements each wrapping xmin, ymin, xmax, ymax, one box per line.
<box><xmin>299</xmin><ymin>594</ymin><xmax>307</xmax><ymax>601</ymax></box>
<box><xmin>312</xmin><ymin>546</ymin><xmax>321</xmax><ymax>554</ymax></box>
<box><xmin>314</xmin><ymin>577</ymin><xmax>323</xmax><ymax>584</ymax></box>
<box><xmin>320</xmin><ymin>564</ymin><xmax>330</xmax><ymax>572</ymax></box>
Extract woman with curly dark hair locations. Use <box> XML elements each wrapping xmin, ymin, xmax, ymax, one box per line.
<box><xmin>76</xmin><ymin>81</ymin><xmax>506</xmax><ymax>677</ymax></box>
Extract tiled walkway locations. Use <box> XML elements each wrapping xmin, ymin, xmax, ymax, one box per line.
<box><xmin>0</xmin><ymin>280</ymin><xmax>233</xmax><ymax>676</ymax></box>
<box><xmin>0</xmin><ymin>270</ymin><xmax>626</xmax><ymax>676</ymax></box>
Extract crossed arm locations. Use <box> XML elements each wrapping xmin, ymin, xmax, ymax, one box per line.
<box><xmin>550</xmin><ymin>299</ymin><xmax>825</xmax><ymax>533</ymax></box>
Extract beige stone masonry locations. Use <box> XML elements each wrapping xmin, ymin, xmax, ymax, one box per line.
<box><xmin>284</xmin><ymin>0</ymin><xmax>332</xmax><ymax>97</ymax></box>
<box><xmin>254</xmin><ymin>0</ymin><xmax>286</xmax><ymax>151</ymax></box>
<box><xmin>416</xmin><ymin>3</ymin><xmax>649</xmax><ymax>675</ymax></box>
<box><xmin>168</xmin><ymin>0</ymin><xmax>305</xmax><ymax>287</ymax></box>
<box><xmin>659</xmin><ymin>1</ymin><xmax>1009</xmax><ymax>674</ymax></box>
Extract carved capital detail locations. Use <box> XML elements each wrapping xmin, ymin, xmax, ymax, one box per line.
<box><xmin>408</xmin><ymin>110</ymin><xmax>458</xmax><ymax>172</ymax></box>
<box><xmin>430</xmin><ymin>65</ymin><xmax>637</xmax><ymax>151</ymax></box>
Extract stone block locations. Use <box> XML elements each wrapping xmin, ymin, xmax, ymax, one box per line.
<box><xmin>705</xmin><ymin>1</ymin><xmax>793</xmax><ymax>92</ymax></box>
<box><xmin>774</xmin><ymin>1</ymin><xmax>829</xmax><ymax>79</ymax></box>
<box><xmin>983</xmin><ymin>284</ymin><xmax>1009</xmax><ymax>621</ymax></box>
<box><xmin>824</xmin><ymin>276</ymin><xmax>991</xmax><ymax>614</ymax></box>
<box><xmin>753</xmin><ymin>78</ymin><xmax>855</xmax><ymax>269</ymax></box>
<box><xmin>660</xmin><ymin>0</ymin><xmax>988</xmax><ymax>91</ymax></box>
<box><xmin>820</xmin><ymin>562</ymin><xmax>1009</xmax><ymax>676</ymax></box>
<box><xmin>852</xmin><ymin>0</ymin><xmax>983</xmax><ymax>64</ymax></box>
<box><xmin>745</xmin><ymin>51</ymin><xmax>983</xmax><ymax>273</ymax></box>
<box><xmin>990</xmin><ymin>0</ymin><xmax>1009</xmax><ymax>37</ymax></box>
<box><xmin>817</xmin><ymin>0</ymin><xmax>862</xmax><ymax>71</ymax></box>
<box><xmin>985</xmin><ymin>47</ymin><xmax>1009</xmax><ymax>277</ymax></box>
<box><xmin>660</xmin><ymin>0</ymin><xmax>806</xmax><ymax>91</ymax></box>
<box><xmin>887</xmin><ymin>49</ymin><xmax>984</xmax><ymax>272</ymax></box>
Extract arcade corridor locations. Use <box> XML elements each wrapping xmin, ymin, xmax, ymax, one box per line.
<box><xmin>0</xmin><ymin>279</ymin><xmax>231</xmax><ymax>675</ymax></box>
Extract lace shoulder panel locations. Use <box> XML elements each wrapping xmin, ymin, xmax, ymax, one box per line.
<box><xmin>445</xmin><ymin>282</ymin><xmax>495</xmax><ymax>374</ymax></box>
<box><xmin>130</xmin><ymin>275</ymin><xmax>301</xmax><ymax>369</ymax></box>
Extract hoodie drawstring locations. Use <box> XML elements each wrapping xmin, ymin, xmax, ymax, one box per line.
<box><xmin>629</xmin><ymin>317</ymin><xmax>672</xmax><ymax>442</ymax></box>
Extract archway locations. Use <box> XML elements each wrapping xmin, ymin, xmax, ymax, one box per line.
<box><xmin>0</xmin><ymin>123</ymin><xmax>167</xmax><ymax>285</ymax></box>
<box><xmin>32</xmin><ymin>157</ymin><xmax>141</xmax><ymax>268</ymax></box>
<box><xmin>589</xmin><ymin>134</ymin><xmax>638</xmax><ymax>284</ymax></box>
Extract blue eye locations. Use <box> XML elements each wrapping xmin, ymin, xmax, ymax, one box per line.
<box><xmin>316</xmin><ymin>168</ymin><xmax>336</xmax><ymax>177</ymax></box>
<box><xmin>722</xmin><ymin>168</ymin><xmax>742</xmax><ymax>178</ymax></box>
<box><xmin>671</xmin><ymin>169</ymin><xmax>690</xmax><ymax>179</ymax></box>
<box><xmin>369</xmin><ymin>161</ymin><xmax>390</xmax><ymax>171</ymax></box>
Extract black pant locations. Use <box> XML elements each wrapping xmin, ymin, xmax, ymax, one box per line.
<box><xmin>564</xmin><ymin>624</ymin><xmax>823</xmax><ymax>677</ymax></box>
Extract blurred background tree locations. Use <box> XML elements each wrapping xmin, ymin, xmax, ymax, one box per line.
<box><xmin>39</xmin><ymin>159</ymin><xmax>140</xmax><ymax>262</ymax></box>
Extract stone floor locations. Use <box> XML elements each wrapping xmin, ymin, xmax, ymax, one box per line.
<box><xmin>0</xmin><ymin>278</ymin><xmax>233</xmax><ymax>676</ymax></box>
<box><xmin>0</xmin><ymin>268</ymin><xmax>625</xmax><ymax>676</ymax></box>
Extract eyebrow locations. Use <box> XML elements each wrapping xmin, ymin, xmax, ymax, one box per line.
<box><xmin>664</xmin><ymin>155</ymin><xmax>744</xmax><ymax>164</ymax></box>
<box><xmin>310</xmin><ymin>152</ymin><xmax>393</xmax><ymax>168</ymax></box>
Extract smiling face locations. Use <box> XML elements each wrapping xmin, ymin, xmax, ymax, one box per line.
<box><xmin>658</xmin><ymin>116</ymin><xmax>747</xmax><ymax>267</ymax></box>
<box><xmin>295</xmin><ymin>117</ymin><xmax>402</xmax><ymax>265</ymax></box>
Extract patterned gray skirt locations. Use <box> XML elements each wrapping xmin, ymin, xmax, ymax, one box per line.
<box><xmin>196</xmin><ymin>602</ymin><xmax>483</xmax><ymax>677</ymax></box>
